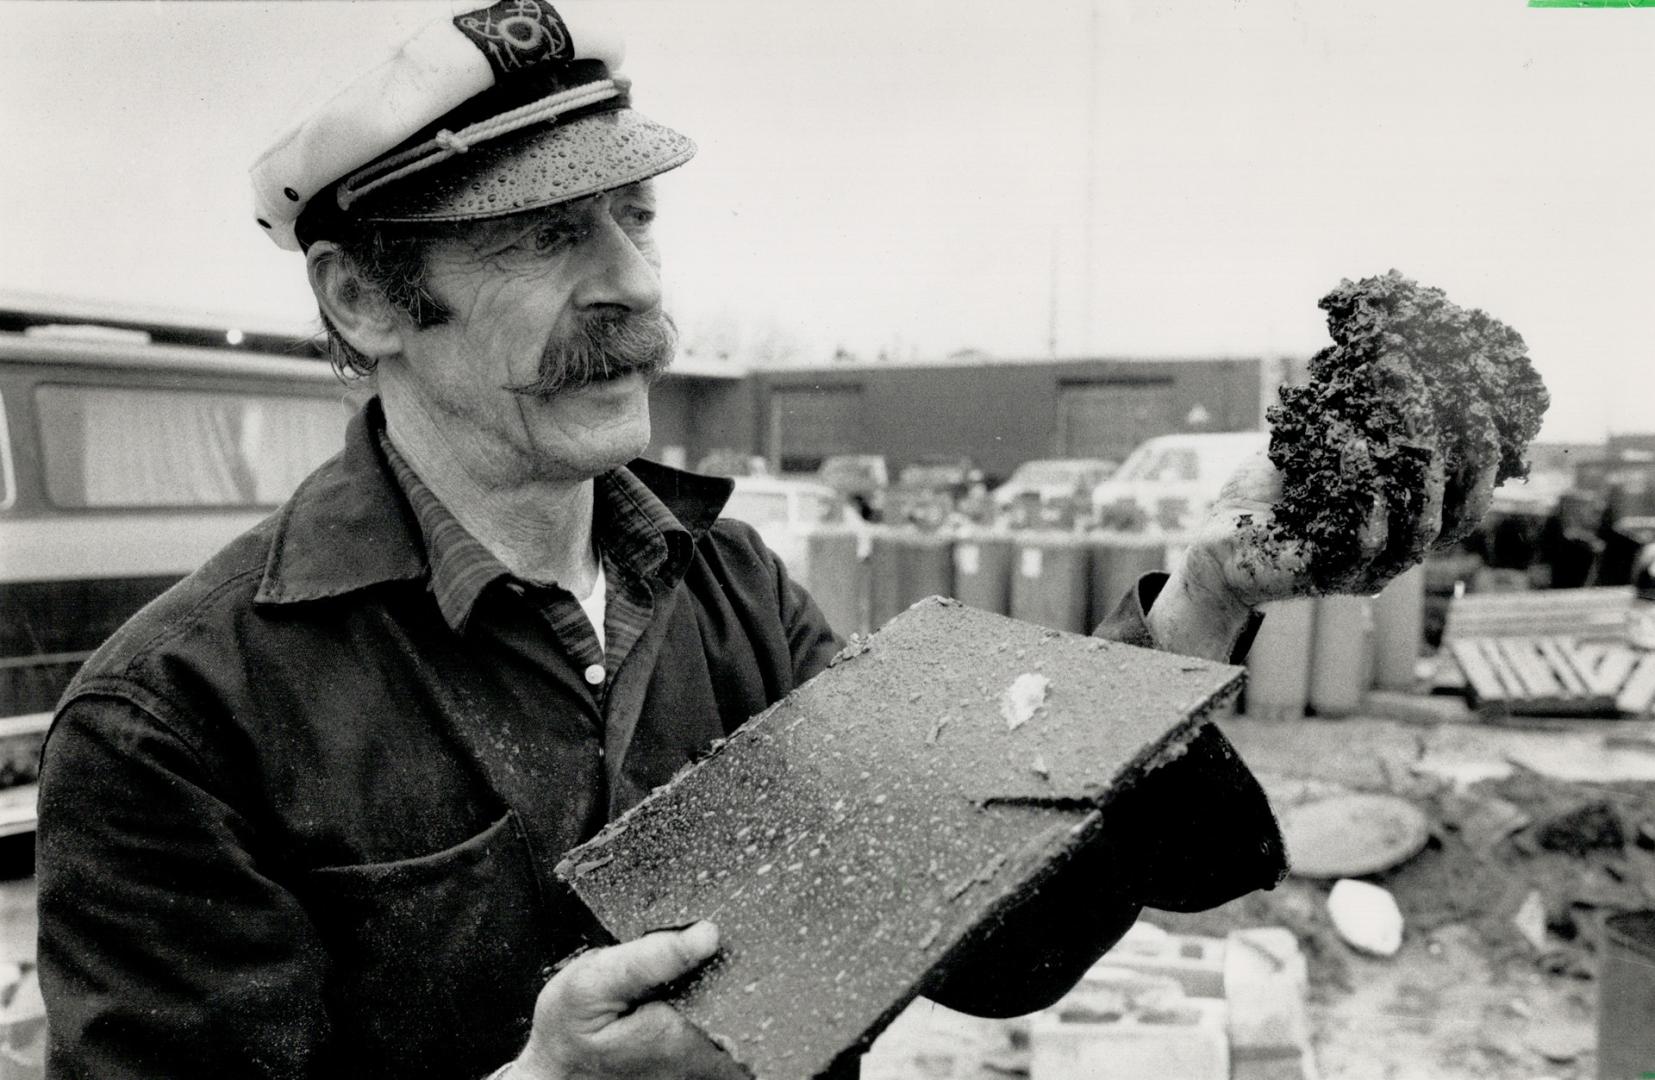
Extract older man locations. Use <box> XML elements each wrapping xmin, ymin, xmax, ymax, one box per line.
<box><xmin>36</xmin><ymin>4</ymin><xmax>1486</xmax><ymax>1079</ymax></box>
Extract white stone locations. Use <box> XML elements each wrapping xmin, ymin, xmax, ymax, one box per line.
<box><xmin>1513</xmin><ymin>890</ymin><xmax>1548</xmax><ymax>952</ymax></box>
<box><xmin>1326</xmin><ymin>878</ymin><xmax>1404</xmax><ymax>957</ymax></box>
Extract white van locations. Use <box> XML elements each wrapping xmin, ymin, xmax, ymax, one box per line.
<box><xmin>0</xmin><ymin>329</ymin><xmax>356</xmax><ymax>834</ymax></box>
<box><xmin>1090</xmin><ymin>431</ymin><xmax>1268</xmax><ymax>534</ymax></box>
<box><xmin>723</xmin><ymin>474</ymin><xmax>856</xmax><ymax>571</ymax></box>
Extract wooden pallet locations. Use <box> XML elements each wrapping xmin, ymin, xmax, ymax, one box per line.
<box><xmin>1448</xmin><ymin>636</ymin><xmax>1655</xmax><ymax>716</ymax></box>
<box><xmin>1440</xmin><ymin>586</ymin><xmax>1634</xmax><ymax>643</ymax></box>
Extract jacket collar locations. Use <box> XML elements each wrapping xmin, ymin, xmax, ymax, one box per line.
<box><xmin>255</xmin><ymin>398</ymin><xmax>735</xmax><ymax>607</ymax></box>
<box><xmin>622</xmin><ymin>457</ymin><xmax>734</xmax><ymax>541</ymax></box>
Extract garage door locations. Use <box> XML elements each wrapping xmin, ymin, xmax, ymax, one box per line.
<box><xmin>768</xmin><ymin>384</ymin><xmax>866</xmax><ymax>472</ymax></box>
<box><xmin>1057</xmin><ymin>380</ymin><xmax>1175</xmax><ymax>461</ymax></box>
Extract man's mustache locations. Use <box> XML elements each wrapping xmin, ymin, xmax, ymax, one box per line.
<box><xmin>504</xmin><ymin>309</ymin><xmax>678</xmax><ymax>398</ymax></box>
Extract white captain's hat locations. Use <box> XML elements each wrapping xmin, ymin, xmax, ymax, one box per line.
<box><xmin>250</xmin><ymin>0</ymin><xmax>695</xmax><ymax>251</ymax></box>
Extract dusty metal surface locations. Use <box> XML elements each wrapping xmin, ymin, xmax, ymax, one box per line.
<box><xmin>557</xmin><ymin>597</ymin><xmax>1251</xmax><ymax>1080</ymax></box>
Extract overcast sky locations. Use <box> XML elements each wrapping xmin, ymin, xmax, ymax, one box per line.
<box><xmin>2</xmin><ymin>0</ymin><xmax>1652</xmax><ymax>443</ymax></box>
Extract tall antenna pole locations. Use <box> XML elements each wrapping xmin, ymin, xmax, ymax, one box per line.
<box><xmin>1081</xmin><ymin>0</ymin><xmax>1099</xmax><ymax>355</ymax></box>
<box><xmin>1047</xmin><ymin>225</ymin><xmax>1059</xmax><ymax>358</ymax></box>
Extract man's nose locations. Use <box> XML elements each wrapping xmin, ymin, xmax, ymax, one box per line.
<box><xmin>574</xmin><ymin>218</ymin><xmax>662</xmax><ymax>313</ymax></box>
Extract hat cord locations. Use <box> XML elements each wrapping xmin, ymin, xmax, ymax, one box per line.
<box><xmin>337</xmin><ymin>78</ymin><xmax>627</xmax><ymax>212</ymax></box>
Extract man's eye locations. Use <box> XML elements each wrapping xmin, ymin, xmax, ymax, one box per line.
<box><xmin>529</xmin><ymin>223</ymin><xmax>585</xmax><ymax>253</ymax></box>
<box><xmin>619</xmin><ymin>206</ymin><xmax>656</xmax><ymax>229</ymax></box>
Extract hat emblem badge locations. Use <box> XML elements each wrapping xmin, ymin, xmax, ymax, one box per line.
<box><xmin>454</xmin><ymin>0</ymin><xmax>571</xmax><ymax>76</ymax></box>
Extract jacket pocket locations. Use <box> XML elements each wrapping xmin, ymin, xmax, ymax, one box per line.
<box><xmin>300</xmin><ymin>811</ymin><xmax>553</xmax><ymax>1080</ymax></box>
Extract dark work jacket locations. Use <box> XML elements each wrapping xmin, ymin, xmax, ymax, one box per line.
<box><xmin>37</xmin><ymin>404</ymin><xmax>1284</xmax><ymax>1080</ymax></box>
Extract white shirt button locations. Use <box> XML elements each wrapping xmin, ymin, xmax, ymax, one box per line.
<box><xmin>583</xmin><ymin>663</ymin><xmax>606</xmax><ymax>686</ymax></box>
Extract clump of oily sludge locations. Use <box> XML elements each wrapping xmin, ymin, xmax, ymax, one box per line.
<box><xmin>1258</xmin><ymin>270</ymin><xmax>1548</xmax><ymax>593</ymax></box>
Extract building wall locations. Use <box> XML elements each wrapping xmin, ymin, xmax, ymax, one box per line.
<box><xmin>645</xmin><ymin>374</ymin><xmax>757</xmax><ymax>470</ymax></box>
<box><xmin>1609</xmin><ymin>433</ymin><xmax>1655</xmax><ymax>456</ymax></box>
<box><xmin>753</xmin><ymin>358</ymin><xmax>1265</xmax><ymax>479</ymax></box>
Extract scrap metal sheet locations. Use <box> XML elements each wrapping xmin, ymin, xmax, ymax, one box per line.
<box><xmin>557</xmin><ymin>597</ymin><xmax>1252</xmax><ymax>1080</ymax></box>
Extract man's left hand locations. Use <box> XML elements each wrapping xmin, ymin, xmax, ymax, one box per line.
<box><xmin>1144</xmin><ymin>448</ymin><xmax>1495</xmax><ymax>661</ymax></box>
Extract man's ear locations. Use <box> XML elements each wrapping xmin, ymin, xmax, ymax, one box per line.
<box><xmin>307</xmin><ymin>241</ymin><xmax>405</xmax><ymax>359</ymax></box>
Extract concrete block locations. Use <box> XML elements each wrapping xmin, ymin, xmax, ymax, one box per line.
<box><xmin>1224</xmin><ymin>927</ymin><xmax>1311</xmax><ymax>1056</ymax></box>
<box><xmin>1031</xmin><ymin>996</ymin><xmax>1228</xmax><ymax>1080</ymax></box>
<box><xmin>1099</xmin><ymin>920</ymin><xmax>1227</xmax><ymax>998</ymax></box>
<box><xmin>1063</xmin><ymin>962</ymin><xmax>1187</xmax><ymax>1019</ymax></box>
<box><xmin>859</xmin><ymin>998</ymin><xmax>1016</xmax><ymax>1080</ymax></box>
<box><xmin>0</xmin><ymin>965</ymin><xmax>45</xmax><ymax>1080</ymax></box>
<box><xmin>557</xmin><ymin>598</ymin><xmax>1283</xmax><ymax>1080</ymax></box>
<box><xmin>1232</xmin><ymin>1051</ymin><xmax>1320</xmax><ymax>1080</ymax></box>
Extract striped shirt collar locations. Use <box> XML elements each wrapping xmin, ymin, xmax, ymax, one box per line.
<box><xmin>376</xmin><ymin>424</ymin><xmax>693</xmax><ymax>634</ymax></box>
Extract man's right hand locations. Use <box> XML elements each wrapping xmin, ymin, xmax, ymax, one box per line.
<box><xmin>506</xmin><ymin>922</ymin><xmax>745</xmax><ymax>1080</ymax></box>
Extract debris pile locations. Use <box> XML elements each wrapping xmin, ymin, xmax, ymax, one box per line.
<box><xmin>1239</xmin><ymin>767</ymin><xmax>1655</xmax><ymax>984</ymax></box>
<box><xmin>1264</xmin><ymin>271</ymin><xmax>1549</xmax><ymax>592</ymax></box>
<box><xmin>1456</xmin><ymin>772</ymin><xmax>1655</xmax><ymax>976</ymax></box>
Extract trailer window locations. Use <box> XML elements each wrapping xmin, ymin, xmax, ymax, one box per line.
<box><xmin>35</xmin><ymin>385</ymin><xmax>347</xmax><ymax>508</ymax></box>
<box><xmin>0</xmin><ymin>392</ymin><xmax>15</xmax><ymax>510</ymax></box>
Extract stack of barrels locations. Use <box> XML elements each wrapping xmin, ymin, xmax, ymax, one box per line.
<box><xmin>790</xmin><ymin>522</ymin><xmax>1426</xmax><ymax>719</ymax></box>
